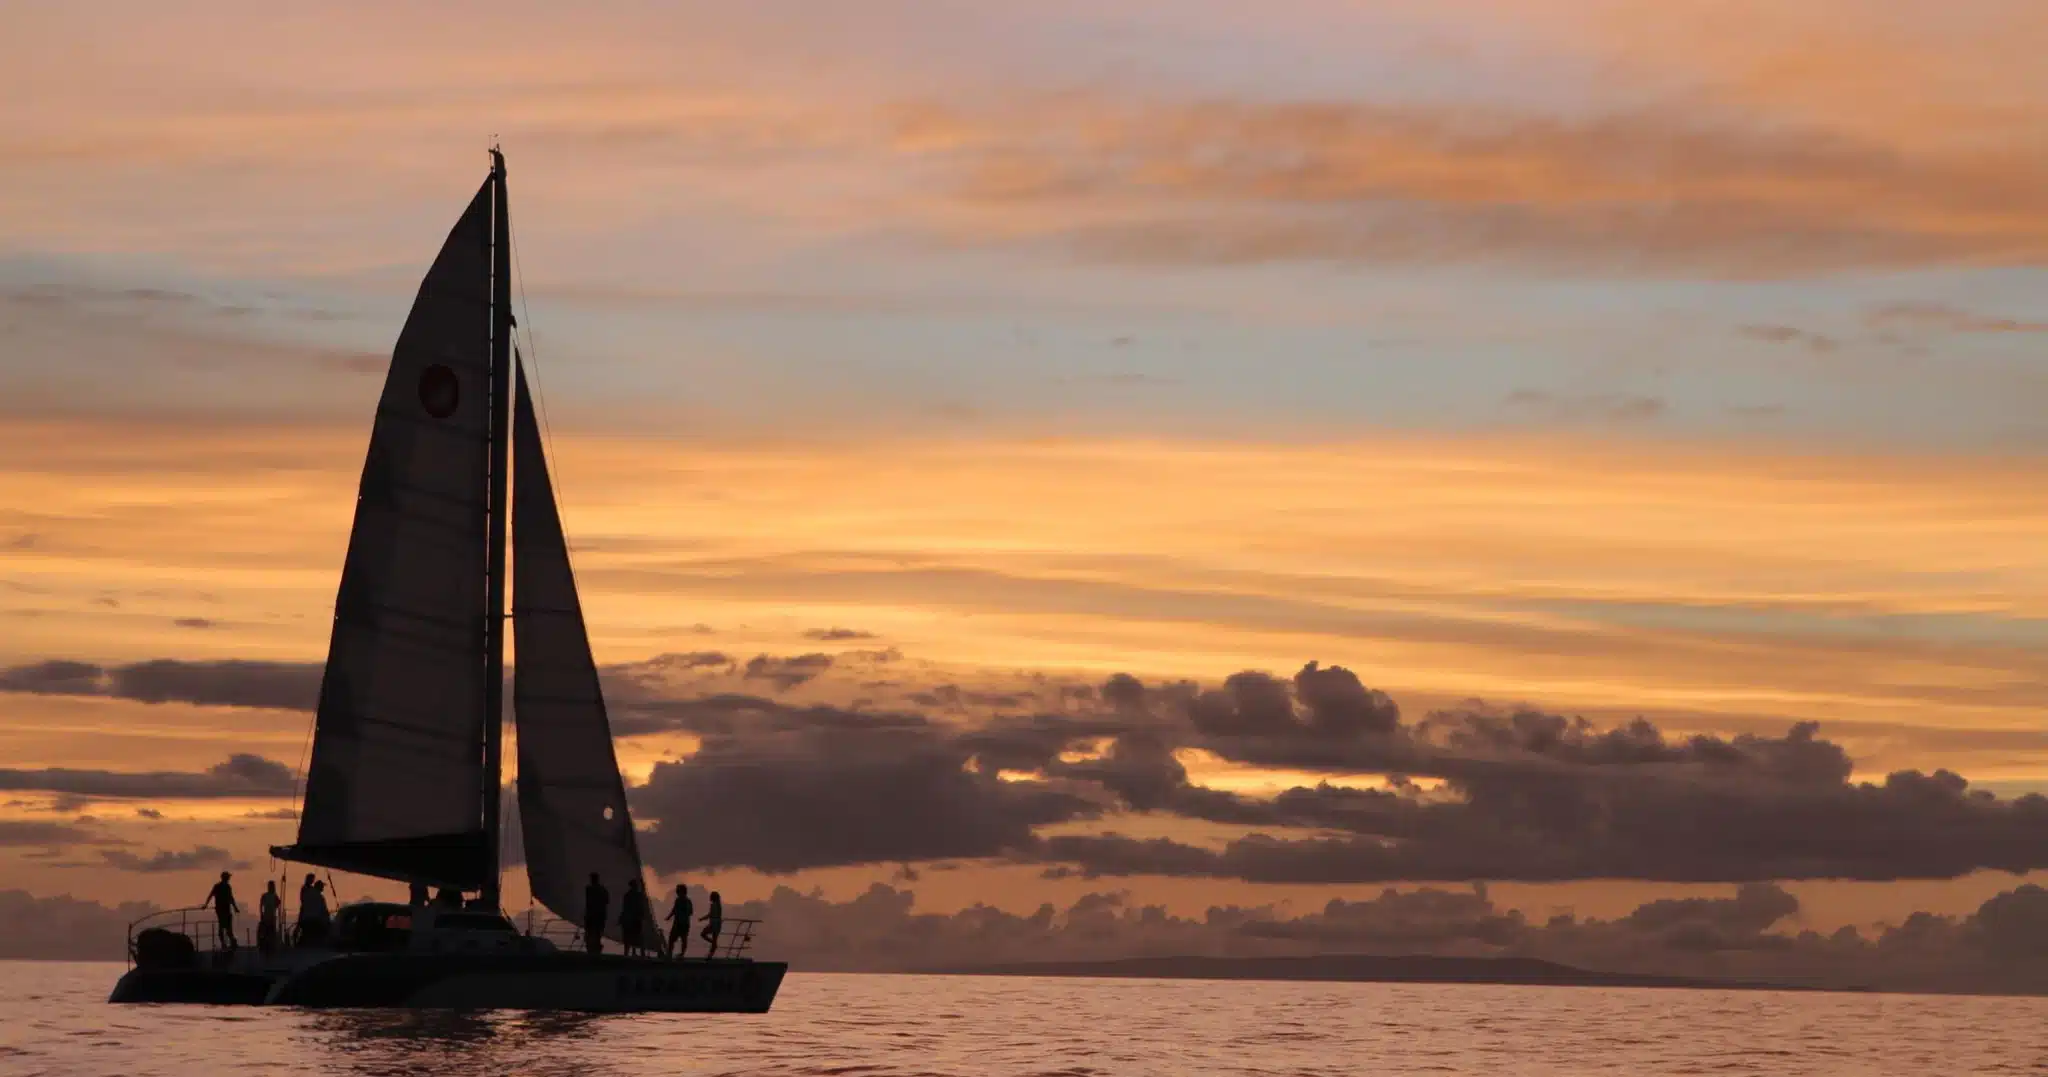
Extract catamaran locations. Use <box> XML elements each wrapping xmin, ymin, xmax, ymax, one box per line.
<box><xmin>109</xmin><ymin>149</ymin><xmax>786</xmax><ymax>1012</ymax></box>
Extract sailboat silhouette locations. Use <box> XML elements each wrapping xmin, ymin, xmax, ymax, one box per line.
<box><xmin>109</xmin><ymin>150</ymin><xmax>786</xmax><ymax>1012</ymax></box>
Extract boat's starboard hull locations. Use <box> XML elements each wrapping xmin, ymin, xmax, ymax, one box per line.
<box><xmin>110</xmin><ymin>954</ymin><xmax>786</xmax><ymax>1013</ymax></box>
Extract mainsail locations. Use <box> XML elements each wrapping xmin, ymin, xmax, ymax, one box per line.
<box><xmin>273</xmin><ymin>178</ymin><xmax>498</xmax><ymax>889</ymax></box>
<box><xmin>511</xmin><ymin>362</ymin><xmax>645</xmax><ymax>937</ymax></box>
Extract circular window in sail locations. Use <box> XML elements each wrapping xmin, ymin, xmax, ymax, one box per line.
<box><xmin>419</xmin><ymin>364</ymin><xmax>460</xmax><ymax>418</ymax></box>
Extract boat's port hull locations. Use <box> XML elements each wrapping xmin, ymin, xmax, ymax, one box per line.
<box><xmin>110</xmin><ymin>954</ymin><xmax>786</xmax><ymax>1013</ymax></box>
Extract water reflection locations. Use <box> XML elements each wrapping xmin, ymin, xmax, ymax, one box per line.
<box><xmin>17</xmin><ymin>964</ymin><xmax>2048</xmax><ymax>1077</ymax></box>
<box><xmin>301</xmin><ymin>1008</ymin><xmax>609</xmax><ymax>1076</ymax></box>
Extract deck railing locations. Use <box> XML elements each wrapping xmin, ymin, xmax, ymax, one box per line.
<box><xmin>126</xmin><ymin>905</ymin><xmax>254</xmax><ymax>968</ymax></box>
<box><xmin>521</xmin><ymin>911</ymin><xmax>763</xmax><ymax>959</ymax></box>
<box><xmin>710</xmin><ymin>917</ymin><xmax>760</xmax><ymax>960</ymax></box>
<box><xmin>131</xmin><ymin>904</ymin><xmax>766</xmax><ymax>966</ymax></box>
<box><xmin>521</xmin><ymin>910</ymin><xmax>584</xmax><ymax>949</ymax></box>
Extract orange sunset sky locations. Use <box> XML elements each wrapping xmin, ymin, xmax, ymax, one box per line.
<box><xmin>3</xmin><ymin>0</ymin><xmax>2047</xmax><ymax>947</ymax></box>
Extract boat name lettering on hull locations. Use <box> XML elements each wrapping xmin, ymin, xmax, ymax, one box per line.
<box><xmin>618</xmin><ymin>971</ymin><xmax>746</xmax><ymax>998</ymax></box>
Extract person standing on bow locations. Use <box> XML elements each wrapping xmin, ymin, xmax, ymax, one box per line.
<box><xmin>698</xmin><ymin>890</ymin><xmax>723</xmax><ymax>960</ymax></box>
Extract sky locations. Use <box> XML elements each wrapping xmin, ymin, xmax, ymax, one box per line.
<box><xmin>3</xmin><ymin>1</ymin><xmax>2048</xmax><ymax>987</ymax></box>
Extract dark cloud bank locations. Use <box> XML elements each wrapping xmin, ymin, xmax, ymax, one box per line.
<box><xmin>13</xmin><ymin>653</ymin><xmax>2048</xmax><ymax>989</ymax></box>
<box><xmin>8</xmin><ymin>653</ymin><xmax>2048</xmax><ymax>886</ymax></box>
<box><xmin>0</xmin><ymin>755</ymin><xmax>295</xmax><ymax>800</ymax></box>
<box><xmin>615</xmin><ymin>660</ymin><xmax>2048</xmax><ymax>889</ymax></box>
<box><xmin>0</xmin><ymin>658</ymin><xmax>322</xmax><ymax>712</ymax></box>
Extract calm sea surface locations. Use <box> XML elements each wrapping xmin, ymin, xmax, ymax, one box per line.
<box><xmin>3</xmin><ymin>962</ymin><xmax>2044</xmax><ymax>1076</ymax></box>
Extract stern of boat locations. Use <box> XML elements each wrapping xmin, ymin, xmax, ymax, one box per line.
<box><xmin>108</xmin><ymin>905</ymin><xmax>291</xmax><ymax>1005</ymax></box>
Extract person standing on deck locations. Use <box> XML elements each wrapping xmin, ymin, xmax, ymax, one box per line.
<box><xmin>201</xmin><ymin>871</ymin><xmax>239</xmax><ymax>950</ymax></box>
<box><xmin>699</xmin><ymin>890</ymin><xmax>723</xmax><ymax>959</ymax></box>
<box><xmin>295</xmin><ymin>873</ymin><xmax>317</xmax><ymax>944</ymax></box>
<box><xmin>582</xmin><ymin>873</ymin><xmax>609</xmax><ymax>955</ymax></box>
<box><xmin>409</xmin><ymin>881</ymin><xmax>428</xmax><ymax>907</ymax></box>
<box><xmin>634</xmin><ymin>879</ymin><xmax>659</xmax><ymax>957</ymax></box>
<box><xmin>300</xmin><ymin>880</ymin><xmax>332</xmax><ymax>946</ymax></box>
<box><xmin>640</xmin><ymin>882</ymin><xmax>660</xmax><ymax>955</ymax></box>
<box><xmin>257</xmin><ymin>881</ymin><xmax>282</xmax><ymax>955</ymax></box>
<box><xmin>665</xmin><ymin>883</ymin><xmax>693</xmax><ymax>960</ymax></box>
<box><xmin>619</xmin><ymin>879</ymin><xmax>646</xmax><ymax>957</ymax></box>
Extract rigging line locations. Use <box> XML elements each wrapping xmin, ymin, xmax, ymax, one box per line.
<box><xmin>505</xmin><ymin>206</ymin><xmax>577</xmax><ymax>551</ymax></box>
<box><xmin>289</xmin><ymin>698</ymin><xmax>317</xmax><ymax>821</ymax></box>
<box><xmin>502</xmin><ymin>179</ymin><xmax>589</xmax><ymax>885</ymax></box>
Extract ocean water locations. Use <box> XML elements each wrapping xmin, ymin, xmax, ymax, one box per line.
<box><xmin>3</xmin><ymin>962</ymin><xmax>2044</xmax><ymax>1076</ymax></box>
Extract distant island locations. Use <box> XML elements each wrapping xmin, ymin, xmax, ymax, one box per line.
<box><xmin>929</xmin><ymin>954</ymin><xmax>1838</xmax><ymax>993</ymax></box>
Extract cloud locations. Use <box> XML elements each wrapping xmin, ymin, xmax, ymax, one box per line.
<box><xmin>100</xmin><ymin>845</ymin><xmax>248</xmax><ymax>874</ymax></box>
<box><xmin>0</xmin><ymin>658</ymin><xmax>321</xmax><ymax>711</ymax></box>
<box><xmin>741</xmin><ymin>653</ymin><xmax>834</xmax><ymax>690</ymax></box>
<box><xmin>804</xmin><ymin>627</ymin><xmax>877</xmax><ymax>641</ymax></box>
<box><xmin>0</xmin><ymin>659</ymin><xmax>103</xmax><ymax>696</ymax></box>
<box><xmin>639</xmin><ymin>651</ymin><xmax>734</xmax><ymax>672</ymax></box>
<box><xmin>1740</xmin><ymin>325</ymin><xmax>1841</xmax><ymax>353</ymax></box>
<box><xmin>0</xmin><ymin>755</ymin><xmax>296</xmax><ymax>799</ymax></box>
<box><xmin>1013</xmin><ymin>671</ymin><xmax>2048</xmax><ymax>884</ymax></box>
<box><xmin>631</xmin><ymin>698</ymin><xmax>1100</xmax><ymax>874</ymax></box>
<box><xmin>0</xmin><ymin>891</ymin><xmax>159</xmax><ymax>961</ymax></box>
<box><xmin>1868</xmin><ymin>302</ymin><xmax>2048</xmax><ymax>334</ymax></box>
<box><xmin>1237</xmin><ymin>883</ymin><xmax>1531</xmax><ymax>951</ymax></box>
<box><xmin>20</xmin><ymin>649</ymin><xmax>2048</xmax><ymax>888</ymax></box>
<box><xmin>171</xmin><ymin>617</ymin><xmax>215</xmax><ymax>630</ymax></box>
<box><xmin>915</xmin><ymin>96</ymin><xmax>2048</xmax><ymax>278</ymax></box>
<box><xmin>909</xmin><ymin>684</ymin><xmax>1049</xmax><ymax>713</ymax></box>
<box><xmin>1503</xmin><ymin>390</ymin><xmax>1667</xmax><ymax>424</ymax></box>
<box><xmin>1189</xmin><ymin>663</ymin><xmax>1402</xmax><ymax>741</ymax></box>
<box><xmin>10</xmin><ymin>421</ymin><xmax>2046</xmax><ymax>750</ymax></box>
<box><xmin>134</xmin><ymin>808</ymin><xmax>163</xmax><ymax>820</ymax></box>
<box><xmin>1621</xmin><ymin>882</ymin><xmax>1802</xmax><ymax>952</ymax></box>
<box><xmin>613</xmin><ymin>659</ymin><xmax>2048</xmax><ymax>885</ymax></box>
<box><xmin>0</xmin><ymin>821</ymin><xmax>105</xmax><ymax>848</ymax></box>
<box><xmin>3</xmin><ymin>2</ymin><xmax>2043</xmax><ymax>295</ymax></box>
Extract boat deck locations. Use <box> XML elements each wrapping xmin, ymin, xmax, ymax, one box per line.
<box><xmin>115</xmin><ymin>904</ymin><xmax>782</xmax><ymax>1012</ymax></box>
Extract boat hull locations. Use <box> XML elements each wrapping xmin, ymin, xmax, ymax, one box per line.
<box><xmin>108</xmin><ymin>967</ymin><xmax>276</xmax><ymax>1005</ymax></box>
<box><xmin>110</xmin><ymin>954</ymin><xmax>786</xmax><ymax>1013</ymax></box>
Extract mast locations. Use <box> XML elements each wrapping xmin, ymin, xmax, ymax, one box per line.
<box><xmin>482</xmin><ymin>146</ymin><xmax>512</xmax><ymax>906</ymax></box>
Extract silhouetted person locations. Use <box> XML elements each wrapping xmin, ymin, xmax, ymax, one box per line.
<box><xmin>665</xmin><ymin>883</ymin><xmax>693</xmax><ymax>960</ymax></box>
<box><xmin>621</xmin><ymin>879</ymin><xmax>649</xmax><ymax>957</ymax></box>
<box><xmin>435</xmin><ymin>886</ymin><xmax>462</xmax><ymax>908</ymax></box>
<box><xmin>202</xmin><ymin>871</ymin><xmax>239</xmax><ymax>950</ymax></box>
<box><xmin>699</xmin><ymin>890</ymin><xmax>723</xmax><ymax>959</ymax></box>
<box><xmin>409</xmin><ymin>881</ymin><xmax>429</xmax><ymax>906</ymax></box>
<box><xmin>257</xmin><ymin>881</ymin><xmax>282</xmax><ymax>955</ymax></box>
<box><xmin>636</xmin><ymin>881</ymin><xmax>659</xmax><ymax>956</ymax></box>
<box><xmin>295</xmin><ymin>873</ymin><xmax>317</xmax><ymax>943</ymax></box>
<box><xmin>583</xmin><ymin>873</ymin><xmax>608</xmax><ymax>955</ymax></box>
<box><xmin>299</xmin><ymin>879</ymin><xmax>332</xmax><ymax>946</ymax></box>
